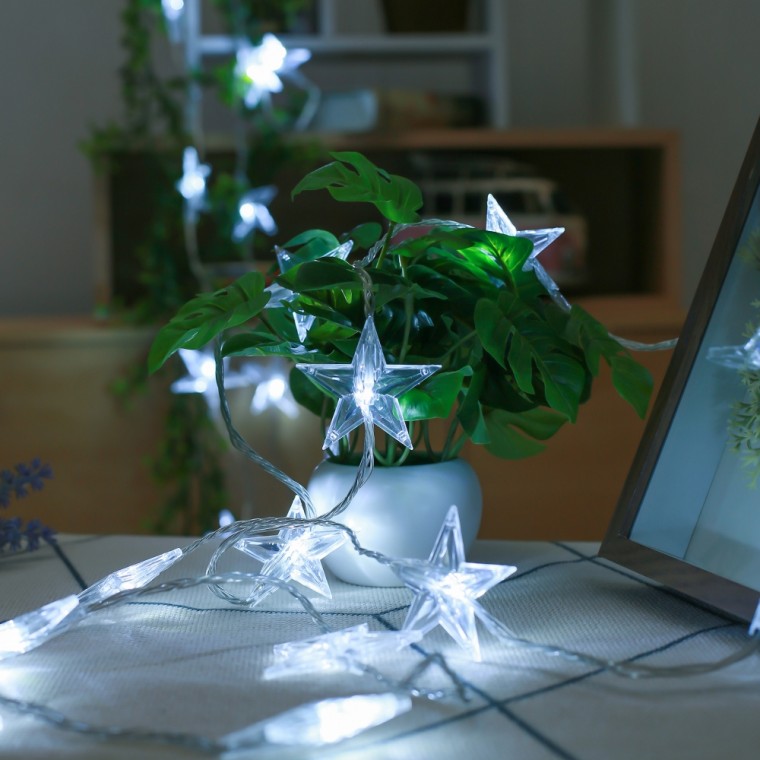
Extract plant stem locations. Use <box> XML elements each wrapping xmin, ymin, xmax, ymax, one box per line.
<box><xmin>440</xmin><ymin>416</ymin><xmax>462</xmax><ymax>461</ymax></box>
<box><xmin>439</xmin><ymin>329</ymin><xmax>477</xmax><ymax>362</ymax></box>
<box><xmin>374</xmin><ymin>222</ymin><xmax>397</xmax><ymax>270</ymax></box>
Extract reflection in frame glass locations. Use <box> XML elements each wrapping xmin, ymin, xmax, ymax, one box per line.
<box><xmin>601</xmin><ymin>116</ymin><xmax>760</xmax><ymax>622</ymax></box>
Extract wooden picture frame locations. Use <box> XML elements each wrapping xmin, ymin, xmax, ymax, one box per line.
<box><xmin>600</xmin><ymin>117</ymin><xmax>760</xmax><ymax>622</ymax></box>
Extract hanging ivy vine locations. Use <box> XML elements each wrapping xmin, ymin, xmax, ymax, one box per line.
<box><xmin>83</xmin><ymin>0</ymin><xmax>319</xmax><ymax>533</ymax></box>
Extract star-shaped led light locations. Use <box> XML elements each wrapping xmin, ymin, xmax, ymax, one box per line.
<box><xmin>171</xmin><ymin>348</ymin><xmax>252</xmax><ymax>411</ymax></box>
<box><xmin>264</xmin><ymin>623</ymin><xmax>423</xmax><ymax>679</ymax></box>
<box><xmin>176</xmin><ymin>147</ymin><xmax>210</xmax><ymax>222</ymax></box>
<box><xmin>161</xmin><ymin>0</ymin><xmax>185</xmax><ymax>43</ymax></box>
<box><xmin>486</xmin><ymin>194</ymin><xmax>569</xmax><ymax>311</ymax></box>
<box><xmin>232</xmin><ymin>186</ymin><xmax>278</xmax><ymax>242</ymax></box>
<box><xmin>244</xmin><ymin>358</ymin><xmax>300</xmax><ymax>418</ymax></box>
<box><xmin>274</xmin><ymin>240</ymin><xmax>353</xmax><ymax>341</ymax></box>
<box><xmin>296</xmin><ymin>316</ymin><xmax>440</xmax><ymax>449</ymax></box>
<box><xmin>234</xmin><ymin>497</ymin><xmax>347</xmax><ymax>605</ymax></box>
<box><xmin>391</xmin><ymin>506</ymin><xmax>516</xmax><ymax>661</ymax></box>
<box><xmin>708</xmin><ymin>325</ymin><xmax>760</xmax><ymax>370</ymax></box>
<box><xmin>235</xmin><ymin>34</ymin><xmax>311</xmax><ymax>109</ymax></box>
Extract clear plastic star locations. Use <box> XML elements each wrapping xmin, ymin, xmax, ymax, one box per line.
<box><xmin>171</xmin><ymin>348</ymin><xmax>251</xmax><ymax>412</ymax></box>
<box><xmin>275</xmin><ymin>240</ymin><xmax>353</xmax><ymax>341</ymax></box>
<box><xmin>176</xmin><ymin>147</ymin><xmax>210</xmax><ymax>222</ymax></box>
<box><xmin>296</xmin><ymin>316</ymin><xmax>440</xmax><ymax>449</ymax></box>
<box><xmin>486</xmin><ymin>194</ymin><xmax>569</xmax><ymax>311</ymax></box>
<box><xmin>391</xmin><ymin>506</ymin><xmax>516</xmax><ymax>661</ymax></box>
<box><xmin>232</xmin><ymin>186</ymin><xmax>278</xmax><ymax>242</ymax></box>
<box><xmin>708</xmin><ymin>325</ymin><xmax>760</xmax><ymax>370</ymax></box>
<box><xmin>264</xmin><ymin>623</ymin><xmax>423</xmax><ymax>679</ymax></box>
<box><xmin>234</xmin><ymin>497</ymin><xmax>347</xmax><ymax>605</ymax></box>
<box><xmin>236</xmin><ymin>34</ymin><xmax>311</xmax><ymax>109</ymax></box>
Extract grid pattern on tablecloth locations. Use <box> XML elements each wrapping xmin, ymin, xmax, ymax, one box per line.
<box><xmin>1</xmin><ymin>536</ymin><xmax>759</xmax><ymax>760</ymax></box>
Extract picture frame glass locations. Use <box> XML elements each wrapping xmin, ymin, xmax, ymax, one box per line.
<box><xmin>601</xmin><ymin>118</ymin><xmax>760</xmax><ymax>619</ymax></box>
<box><xmin>629</xmin><ymin>182</ymin><xmax>760</xmax><ymax>592</ymax></box>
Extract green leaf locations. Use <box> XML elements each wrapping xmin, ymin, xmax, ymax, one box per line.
<box><xmin>475</xmin><ymin>293</ymin><xmax>585</xmax><ymax>421</ymax></box>
<box><xmin>283</xmin><ymin>229</ymin><xmax>340</xmax><ymax>259</ymax></box>
<box><xmin>148</xmin><ymin>272</ymin><xmax>269</xmax><ymax>373</ymax></box>
<box><xmin>456</xmin><ymin>364</ymin><xmax>490</xmax><ymax>444</ymax></box>
<box><xmin>567</xmin><ymin>305</ymin><xmax>653</xmax><ymax>418</ymax></box>
<box><xmin>278</xmin><ymin>258</ymin><xmax>362</xmax><ymax>293</ymax></box>
<box><xmin>610</xmin><ymin>354</ymin><xmax>653</xmax><ymax>419</ymax></box>
<box><xmin>484</xmin><ymin>410</ymin><xmax>550</xmax><ymax>459</ymax></box>
<box><xmin>345</xmin><ymin>222</ymin><xmax>382</xmax><ymax>249</ymax></box>
<box><xmin>289</xmin><ymin>365</ymin><xmax>331</xmax><ymax>417</ymax></box>
<box><xmin>291</xmin><ymin>151</ymin><xmax>423</xmax><ymax>224</ymax></box>
<box><xmin>399</xmin><ymin>367</ymin><xmax>471</xmax><ymax>421</ymax></box>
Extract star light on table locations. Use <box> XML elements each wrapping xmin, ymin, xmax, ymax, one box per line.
<box><xmin>232</xmin><ymin>186</ymin><xmax>278</xmax><ymax>243</ymax></box>
<box><xmin>485</xmin><ymin>194</ymin><xmax>569</xmax><ymax>311</ymax></box>
<box><xmin>275</xmin><ymin>240</ymin><xmax>353</xmax><ymax>341</ymax></box>
<box><xmin>235</xmin><ymin>33</ymin><xmax>311</xmax><ymax>109</ymax></box>
<box><xmin>296</xmin><ymin>316</ymin><xmax>441</xmax><ymax>450</ymax></box>
<box><xmin>233</xmin><ymin>497</ymin><xmax>348</xmax><ymax>605</ymax></box>
<box><xmin>176</xmin><ymin>147</ymin><xmax>210</xmax><ymax>222</ymax></box>
<box><xmin>264</xmin><ymin>623</ymin><xmax>423</xmax><ymax>679</ymax></box>
<box><xmin>391</xmin><ymin>506</ymin><xmax>517</xmax><ymax>661</ymax></box>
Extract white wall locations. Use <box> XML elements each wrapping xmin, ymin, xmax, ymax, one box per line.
<box><xmin>0</xmin><ymin>0</ymin><xmax>758</xmax><ymax>316</ymax></box>
<box><xmin>0</xmin><ymin>0</ymin><xmax>123</xmax><ymax>316</ymax></box>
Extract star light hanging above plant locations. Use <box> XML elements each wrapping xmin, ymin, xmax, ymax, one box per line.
<box><xmin>232</xmin><ymin>185</ymin><xmax>278</xmax><ymax>243</ymax></box>
<box><xmin>485</xmin><ymin>193</ymin><xmax>569</xmax><ymax>310</ymax></box>
<box><xmin>235</xmin><ymin>33</ymin><xmax>311</xmax><ymax>109</ymax></box>
<box><xmin>176</xmin><ymin>147</ymin><xmax>210</xmax><ymax>222</ymax></box>
<box><xmin>160</xmin><ymin>0</ymin><xmax>185</xmax><ymax>43</ymax></box>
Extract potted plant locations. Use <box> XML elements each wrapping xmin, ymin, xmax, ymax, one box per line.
<box><xmin>148</xmin><ymin>152</ymin><xmax>652</xmax><ymax>583</ymax></box>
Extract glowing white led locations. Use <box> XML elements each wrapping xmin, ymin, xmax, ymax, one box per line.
<box><xmin>232</xmin><ymin>186</ymin><xmax>277</xmax><ymax>242</ymax></box>
<box><xmin>176</xmin><ymin>147</ymin><xmax>210</xmax><ymax>222</ymax></box>
<box><xmin>391</xmin><ymin>506</ymin><xmax>516</xmax><ymax>661</ymax></box>
<box><xmin>0</xmin><ymin>595</ymin><xmax>80</xmax><ymax>660</ymax></box>
<box><xmin>218</xmin><ymin>509</ymin><xmax>235</xmax><ymax>528</ymax></box>
<box><xmin>234</xmin><ymin>497</ymin><xmax>347</xmax><ymax>605</ymax></box>
<box><xmin>77</xmin><ymin>549</ymin><xmax>184</xmax><ymax>607</ymax></box>
<box><xmin>296</xmin><ymin>316</ymin><xmax>440</xmax><ymax>449</ymax></box>
<box><xmin>235</xmin><ymin>34</ymin><xmax>311</xmax><ymax>109</ymax></box>
<box><xmin>161</xmin><ymin>0</ymin><xmax>184</xmax><ymax>42</ymax></box>
<box><xmin>264</xmin><ymin>623</ymin><xmax>423</xmax><ymax>679</ymax></box>
<box><xmin>251</xmin><ymin>373</ymin><xmax>299</xmax><ymax>417</ymax></box>
<box><xmin>485</xmin><ymin>194</ymin><xmax>568</xmax><ymax>311</ymax></box>
<box><xmin>171</xmin><ymin>348</ymin><xmax>252</xmax><ymax>410</ymax></box>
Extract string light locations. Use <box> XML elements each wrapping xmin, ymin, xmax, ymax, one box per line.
<box><xmin>232</xmin><ymin>186</ymin><xmax>278</xmax><ymax>243</ymax></box>
<box><xmin>250</xmin><ymin>368</ymin><xmax>299</xmax><ymax>417</ymax></box>
<box><xmin>176</xmin><ymin>147</ymin><xmax>210</xmax><ymax>222</ymax></box>
<box><xmin>485</xmin><ymin>193</ymin><xmax>569</xmax><ymax>310</ymax></box>
<box><xmin>77</xmin><ymin>548</ymin><xmax>184</xmax><ymax>606</ymax></box>
<box><xmin>0</xmin><ymin>595</ymin><xmax>79</xmax><ymax>660</ymax></box>
<box><xmin>277</xmin><ymin>240</ymin><xmax>353</xmax><ymax>341</ymax></box>
<box><xmin>297</xmin><ymin>316</ymin><xmax>441</xmax><ymax>450</ymax></box>
<box><xmin>171</xmin><ymin>348</ymin><xmax>251</xmax><ymax>411</ymax></box>
<box><xmin>708</xmin><ymin>326</ymin><xmax>760</xmax><ymax>369</ymax></box>
<box><xmin>391</xmin><ymin>506</ymin><xmax>517</xmax><ymax>661</ymax></box>
<box><xmin>235</xmin><ymin>34</ymin><xmax>311</xmax><ymax>109</ymax></box>
<box><xmin>233</xmin><ymin>497</ymin><xmax>348</xmax><ymax>605</ymax></box>
<box><xmin>264</xmin><ymin>623</ymin><xmax>423</xmax><ymax>679</ymax></box>
<box><xmin>222</xmin><ymin>693</ymin><xmax>412</xmax><ymax>750</ymax></box>
<box><xmin>160</xmin><ymin>0</ymin><xmax>184</xmax><ymax>43</ymax></box>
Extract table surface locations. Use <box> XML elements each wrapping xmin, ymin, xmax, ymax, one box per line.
<box><xmin>1</xmin><ymin>534</ymin><xmax>759</xmax><ymax>759</ymax></box>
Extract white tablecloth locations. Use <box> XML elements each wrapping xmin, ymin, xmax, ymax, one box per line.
<box><xmin>1</xmin><ymin>535</ymin><xmax>759</xmax><ymax>759</ymax></box>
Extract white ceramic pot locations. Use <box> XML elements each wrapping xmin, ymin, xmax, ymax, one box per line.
<box><xmin>307</xmin><ymin>458</ymin><xmax>482</xmax><ymax>586</ymax></box>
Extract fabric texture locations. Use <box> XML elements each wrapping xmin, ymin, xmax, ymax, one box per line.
<box><xmin>0</xmin><ymin>535</ymin><xmax>758</xmax><ymax>759</ymax></box>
